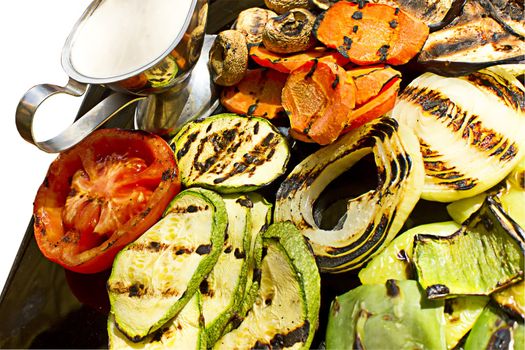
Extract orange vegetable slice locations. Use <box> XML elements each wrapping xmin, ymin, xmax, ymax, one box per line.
<box><xmin>314</xmin><ymin>1</ymin><xmax>429</xmax><ymax>65</ymax></box>
<box><xmin>282</xmin><ymin>60</ymin><xmax>356</xmax><ymax>145</ymax></box>
<box><xmin>220</xmin><ymin>68</ymin><xmax>288</xmax><ymax>119</ymax></box>
<box><xmin>249</xmin><ymin>46</ymin><xmax>350</xmax><ymax>73</ymax></box>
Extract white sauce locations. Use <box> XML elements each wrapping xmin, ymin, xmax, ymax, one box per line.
<box><xmin>70</xmin><ymin>0</ymin><xmax>193</xmax><ymax>79</ymax></box>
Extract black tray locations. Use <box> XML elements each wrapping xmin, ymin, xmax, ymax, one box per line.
<box><xmin>0</xmin><ymin>1</ymin><xmax>453</xmax><ymax>347</ymax></box>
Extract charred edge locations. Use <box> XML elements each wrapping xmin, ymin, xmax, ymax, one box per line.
<box><xmin>488</xmin><ymin>327</ymin><xmax>513</xmax><ymax>349</ymax></box>
<box><xmin>199</xmin><ymin>279</ymin><xmax>214</xmax><ymax>296</ymax></box>
<box><xmin>332</xmin><ymin>74</ymin><xmax>340</xmax><ymax>89</ymax></box>
<box><xmin>343</xmin><ymin>36</ymin><xmax>353</xmax><ymax>50</ymax></box>
<box><xmin>468</xmin><ymin>71</ymin><xmax>525</xmax><ymax>113</ymax></box>
<box><xmin>428</xmin><ymin>0</ymin><xmax>466</xmax><ymax>32</ymax></box>
<box><xmin>175</xmin><ymin>247</ymin><xmax>193</xmax><ymax>255</ymax></box>
<box><xmin>236</xmin><ymin>197</ymin><xmax>254</xmax><ymax>208</ymax></box>
<box><xmin>254</xmin><ymin>121</ymin><xmax>260</xmax><ymax>135</ymax></box>
<box><xmin>253</xmin><ymin>268</ymin><xmax>262</xmax><ymax>284</ymax></box>
<box><xmin>230</xmin><ymin>313</ymin><xmax>244</xmax><ymax>330</ymax></box>
<box><xmin>276</xmin><ymin>173</ymin><xmax>305</xmax><ymax>200</ymax></box>
<box><xmin>500</xmin><ymin>143</ymin><xmax>518</xmax><ymax>162</ymax></box>
<box><xmin>305</xmin><ymin>59</ymin><xmax>318</xmax><ymax>80</ymax></box>
<box><xmin>206</xmin><ymin>122</ymin><xmax>213</xmax><ymax>133</ymax></box>
<box><xmin>234</xmin><ymin>248</ymin><xmax>246</xmax><ymax>259</ymax></box>
<box><xmin>196</xmin><ymin>244</ymin><xmax>212</xmax><ymax>255</ymax></box>
<box><xmin>426</xmin><ymin>284</ymin><xmax>450</xmax><ymax>298</ymax></box>
<box><xmin>477</xmin><ymin>0</ymin><xmax>525</xmax><ymax>40</ymax></box>
<box><xmin>337</xmin><ymin>46</ymin><xmax>350</xmax><ymax>59</ymax></box>
<box><xmin>177</xmin><ymin>131</ymin><xmax>199</xmax><ymax>159</ymax></box>
<box><xmin>255</xmin><ymin>320</ymin><xmax>309</xmax><ymax>349</ymax></box>
<box><xmin>169</xmin><ymin>205</ymin><xmax>209</xmax><ymax>214</ymax></box>
<box><xmin>377</xmin><ymin>45</ymin><xmax>390</xmax><ymax>62</ymax></box>
<box><xmin>385</xmin><ymin>279</ymin><xmax>400</xmax><ymax>297</ymax></box>
<box><xmin>224</xmin><ymin>245</ymin><xmax>233</xmax><ymax>253</ymax></box>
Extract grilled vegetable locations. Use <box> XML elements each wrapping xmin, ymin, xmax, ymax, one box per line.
<box><xmin>262</xmin><ymin>8</ymin><xmax>317</xmax><ymax>54</ymax></box>
<box><xmin>358</xmin><ymin>221</ymin><xmax>461</xmax><ymax>285</ymax></box>
<box><xmin>173</xmin><ymin>113</ymin><xmax>290</xmax><ymax>193</ymax></box>
<box><xmin>281</xmin><ymin>60</ymin><xmax>356</xmax><ymax>145</ymax></box>
<box><xmin>108</xmin><ymin>292</ymin><xmax>206</xmax><ymax>349</ymax></box>
<box><xmin>249</xmin><ymin>45</ymin><xmax>349</xmax><ymax>73</ymax></box>
<box><xmin>343</xmin><ymin>65</ymin><xmax>402</xmax><ymax>131</ymax></box>
<box><xmin>143</xmin><ymin>54</ymin><xmax>180</xmax><ymax>89</ymax></box>
<box><xmin>447</xmin><ymin>156</ymin><xmax>525</xmax><ymax>226</ymax></box>
<box><xmin>413</xmin><ymin>197</ymin><xmax>525</xmax><ymax>299</ymax></box>
<box><xmin>493</xmin><ymin>281</ymin><xmax>525</xmax><ymax>319</ymax></box>
<box><xmin>107</xmin><ymin>188</ymin><xmax>227</xmax><ymax>341</ymax></box>
<box><xmin>444</xmin><ymin>296</ymin><xmax>489</xmax><ymax>350</ymax></box>
<box><xmin>274</xmin><ymin>117</ymin><xmax>424</xmax><ymax>273</ymax></box>
<box><xmin>392</xmin><ymin>67</ymin><xmax>525</xmax><ymax>202</ymax></box>
<box><xmin>326</xmin><ymin>280</ymin><xmax>446</xmax><ymax>350</ymax></box>
<box><xmin>418</xmin><ymin>0</ymin><xmax>525</xmax><ymax>76</ymax></box>
<box><xmin>313</xmin><ymin>1</ymin><xmax>429</xmax><ymax>65</ymax></box>
<box><xmin>369</xmin><ymin>0</ymin><xmax>466</xmax><ymax>30</ymax></box>
<box><xmin>220</xmin><ymin>68</ymin><xmax>288</xmax><ymax>119</ymax></box>
<box><xmin>201</xmin><ymin>194</ymin><xmax>251</xmax><ymax>345</ymax></box>
<box><xmin>209</xmin><ymin>30</ymin><xmax>248</xmax><ymax>87</ymax></box>
<box><xmin>234</xmin><ymin>8</ymin><xmax>278</xmax><ymax>46</ymax></box>
<box><xmin>264</xmin><ymin>0</ymin><xmax>312</xmax><ymax>14</ymax></box>
<box><xmin>237</xmin><ymin>192</ymin><xmax>272</xmax><ymax>319</ymax></box>
<box><xmin>215</xmin><ymin>222</ymin><xmax>321</xmax><ymax>349</ymax></box>
<box><xmin>464</xmin><ymin>305</ymin><xmax>524</xmax><ymax>350</ymax></box>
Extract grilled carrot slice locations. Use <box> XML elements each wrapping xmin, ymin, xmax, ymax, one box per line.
<box><xmin>314</xmin><ymin>1</ymin><xmax>429</xmax><ymax>65</ymax></box>
<box><xmin>249</xmin><ymin>46</ymin><xmax>350</xmax><ymax>73</ymax></box>
<box><xmin>343</xmin><ymin>66</ymin><xmax>401</xmax><ymax>131</ymax></box>
<box><xmin>282</xmin><ymin>60</ymin><xmax>356</xmax><ymax>145</ymax></box>
<box><xmin>220</xmin><ymin>68</ymin><xmax>287</xmax><ymax>119</ymax></box>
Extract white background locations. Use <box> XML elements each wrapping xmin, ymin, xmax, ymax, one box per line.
<box><xmin>0</xmin><ymin>0</ymin><xmax>91</xmax><ymax>291</ymax></box>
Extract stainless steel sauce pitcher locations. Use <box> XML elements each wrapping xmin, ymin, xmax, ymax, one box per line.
<box><xmin>16</xmin><ymin>0</ymin><xmax>210</xmax><ymax>153</ymax></box>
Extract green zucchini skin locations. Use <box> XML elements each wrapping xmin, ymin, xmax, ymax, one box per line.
<box><xmin>108</xmin><ymin>292</ymin><xmax>206</xmax><ymax>349</ymax></box>
<box><xmin>201</xmin><ymin>194</ymin><xmax>252</xmax><ymax>345</ymax></box>
<box><xmin>173</xmin><ymin>113</ymin><xmax>290</xmax><ymax>193</ymax></box>
<box><xmin>214</xmin><ymin>222</ymin><xmax>321</xmax><ymax>350</ymax></box>
<box><xmin>107</xmin><ymin>188</ymin><xmax>227</xmax><ymax>342</ymax></box>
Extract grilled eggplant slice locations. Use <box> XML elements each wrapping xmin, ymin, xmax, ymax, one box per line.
<box><xmin>326</xmin><ymin>280</ymin><xmax>446</xmax><ymax>350</ymax></box>
<box><xmin>201</xmin><ymin>194</ymin><xmax>251</xmax><ymax>345</ymax></box>
<box><xmin>417</xmin><ymin>0</ymin><xmax>525</xmax><ymax>76</ymax></box>
<box><xmin>413</xmin><ymin>197</ymin><xmax>525</xmax><ymax>299</ymax></box>
<box><xmin>174</xmin><ymin>113</ymin><xmax>290</xmax><ymax>193</ymax></box>
<box><xmin>358</xmin><ymin>221</ymin><xmax>461</xmax><ymax>285</ymax></box>
<box><xmin>274</xmin><ymin>117</ymin><xmax>424</xmax><ymax>273</ymax></box>
<box><xmin>464</xmin><ymin>305</ymin><xmax>524</xmax><ymax>350</ymax></box>
<box><xmin>214</xmin><ymin>222</ymin><xmax>321</xmax><ymax>349</ymax></box>
<box><xmin>392</xmin><ymin>67</ymin><xmax>525</xmax><ymax>202</ymax></box>
<box><xmin>370</xmin><ymin>0</ymin><xmax>466</xmax><ymax>29</ymax></box>
<box><xmin>108</xmin><ymin>292</ymin><xmax>206</xmax><ymax>349</ymax></box>
<box><xmin>107</xmin><ymin>188</ymin><xmax>227</xmax><ymax>341</ymax></box>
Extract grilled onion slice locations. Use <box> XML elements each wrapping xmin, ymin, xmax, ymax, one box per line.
<box><xmin>392</xmin><ymin>66</ymin><xmax>525</xmax><ymax>202</ymax></box>
<box><xmin>274</xmin><ymin>117</ymin><xmax>424</xmax><ymax>273</ymax></box>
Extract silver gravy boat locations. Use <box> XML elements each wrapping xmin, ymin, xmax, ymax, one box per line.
<box><xmin>16</xmin><ymin>0</ymin><xmax>217</xmax><ymax>153</ymax></box>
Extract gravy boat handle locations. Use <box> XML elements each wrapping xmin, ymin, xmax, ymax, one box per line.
<box><xmin>15</xmin><ymin>78</ymin><xmax>144</xmax><ymax>153</ymax></box>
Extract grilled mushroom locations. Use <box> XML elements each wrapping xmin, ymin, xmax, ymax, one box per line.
<box><xmin>234</xmin><ymin>7</ymin><xmax>278</xmax><ymax>46</ymax></box>
<box><xmin>264</xmin><ymin>0</ymin><xmax>312</xmax><ymax>14</ymax></box>
<box><xmin>209</xmin><ymin>30</ymin><xmax>248</xmax><ymax>86</ymax></box>
<box><xmin>262</xmin><ymin>8</ymin><xmax>317</xmax><ymax>54</ymax></box>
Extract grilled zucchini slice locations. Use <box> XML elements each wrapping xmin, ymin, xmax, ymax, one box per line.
<box><xmin>274</xmin><ymin>117</ymin><xmax>424</xmax><ymax>273</ymax></box>
<box><xmin>214</xmin><ymin>222</ymin><xmax>321</xmax><ymax>349</ymax></box>
<box><xmin>173</xmin><ymin>113</ymin><xmax>290</xmax><ymax>193</ymax></box>
<box><xmin>392</xmin><ymin>66</ymin><xmax>525</xmax><ymax>202</ymax></box>
<box><xmin>108</xmin><ymin>292</ymin><xmax>206</xmax><ymax>349</ymax></box>
<box><xmin>107</xmin><ymin>188</ymin><xmax>227</xmax><ymax>341</ymax></box>
<box><xmin>201</xmin><ymin>194</ymin><xmax>252</xmax><ymax>345</ymax></box>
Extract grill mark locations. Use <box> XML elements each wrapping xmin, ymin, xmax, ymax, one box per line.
<box><xmin>252</xmin><ymin>321</ymin><xmax>309</xmax><ymax>349</ymax></box>
<box><xmin>177</xmin><ymin>131</ymin><xmax>199</xmax><ymax>159</ymax></box>
<box><xmin>126</xmin><ymin>242</ymin><xmax>196</xmax><ymax>255</ymax></box>
<box><xmin>403</xmin><ymin>86</ymin><xmax>515</xmax><ymax>158</ymax></box>
<box><xmin>108</xmin><ymin>281</ymin><xmax>182</xmax><ymax>298</ymax></box>
<box><xmin>468</xmin><ymin>72</ymin><xmax>525</xmax><ymax>112</ymax></box>
<box><xmin>212</xmin><ymin>132</ymin><xmax>281</xmax><ymax>184</ymax></box>
<box><xmin>168</xmin><ymin>205</ymin><xmax>209</xmax><ymax>214</ymax></box>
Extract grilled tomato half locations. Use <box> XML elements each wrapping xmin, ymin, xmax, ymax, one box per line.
<box><xmin>33</xmin><ymin>128</ymin><xmax>180</xmax><ymax>274</ymax></box>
